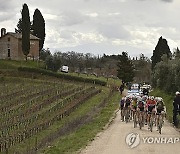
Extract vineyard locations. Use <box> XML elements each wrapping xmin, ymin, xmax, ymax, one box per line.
<box><xmin>0</xmin><ymin>76</ymin><xmax>110</xmax><ymax>153</ymax></box>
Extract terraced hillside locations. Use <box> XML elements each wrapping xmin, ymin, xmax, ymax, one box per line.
<box><xmin>0</xmin><ymin>77</ymin><xmax>99</xmax><ymax>152</ymax></box>
<box><xmin>0</xmin><ymin>76</ymin><xmax>120</xmax><ymax>153</ymax></box>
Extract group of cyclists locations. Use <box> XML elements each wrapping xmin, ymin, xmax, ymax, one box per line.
<box><xmin>119</xmin><ymin>89</ymin><xmax>166</xmax><ymax>133</ymax></box>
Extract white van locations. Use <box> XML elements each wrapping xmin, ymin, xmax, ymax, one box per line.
<box><xmin>131</xmin><ymin>83</ymin><xmax>139</xmax><ymax>90</ymax></box>
<box><xmin>61</xmin><ymin>66</ymin><xmax>69</xmax><ymax>73</ymax></box>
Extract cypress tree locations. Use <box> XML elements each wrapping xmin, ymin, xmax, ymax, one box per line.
<box><xmin>117</xmin><ymin>52</ymin><xmax>134</xmax><ymax>83</ymax></box>
<box><xmin>175</xmin><ymin>47</ymin><xmax>180</xmax><ymax>59</ymax></box>
<box><xmin>151</xmin><ymin>36</ymin><xmax>171</xmax><ymax>70</ymax></box>
<box><xmin>32</xmin><ymin>9</ymin><xmax>45</xmax><ymax>51</ymax></box>
<box><xmin>15</xmin><ymin>18</ymin><xmax>22</xmax><ymax>33</ymax></box>
<box><xmin>22</xmin><ymin>3</ymin><xmax>30</xmax><ymax>60</ymax></box>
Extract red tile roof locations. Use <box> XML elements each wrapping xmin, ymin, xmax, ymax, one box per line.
<box><xmin>1</xmin><ymin>32</ymin><xmax>40</xmax><ymax>40</ymax></box>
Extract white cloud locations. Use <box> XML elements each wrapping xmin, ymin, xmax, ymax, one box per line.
<box><xmin>0</xmin><ymin>0</ymin><xmax>13</xmax><ymax>11</ymax></box>
<box><xmin>59</xmin><ymin>11</ymin><xmax>89</xmax><ymax>26</ymax></box>
<box><xmin>86</xmin><ymin>12</ymin><xmax>98</xmax><ymax>17</ymax></box>
<box><xmin>161</xmin><ymin>0</ymin><xmax>173</xmax><ymax>2</ymax></box>
<box><xmin>98</xmin><ymin>24</ymin><xmax>130</xmax><ymax>39</ymax></box>
<box><xmin>112</xmin><ymin>39</ymin><xmax>126</xmax><ymax>46</ymax></box>
<box><xmin>43</xmin><ymin>13</ymin><xmax>58</xmax><ymax>20</ymax></box>
<box><xmin>73</xmin><ymin>32</ymin><xmax>106</xmax><ymax>43</ymax></box>
<box><xmin>137</xmin><ymin>0</ymin><xmax>173</xmax><ymax>2</ymax></box>
<box><xmin>0</xmin><ymin>0</ymin><xmax>180</xmax><ymax>57</ymax></box>
<box><xmin>60</xmin><ymin>30</ymin><xmax>75</xmax><ymax>39</ymax></box>
<box><xmin>108</xmin><ymin>12</ymin><xmax>121</xmax><ymax>16</ymax></box>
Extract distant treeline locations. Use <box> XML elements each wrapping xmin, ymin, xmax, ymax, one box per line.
<box><xmin>40</xmin><ymin>49</ymin><xmax>152</xmax><ymax>83</ymax></box>
<box><xmin>40</xmin><ymin>49</ymin><xmax>120</xmax><ymax>77</ymax></box>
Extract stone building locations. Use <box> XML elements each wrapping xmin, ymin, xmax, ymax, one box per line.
<box><xmin>0</xmin><ymin>28</ymin><xmax>40</xmax><ymax>60</ymax></box>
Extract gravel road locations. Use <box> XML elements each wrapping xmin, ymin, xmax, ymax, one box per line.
<box><xmin>79</xmin><ymin>110</ymin><xmax>180</xmax><ymax>154</ymax></box>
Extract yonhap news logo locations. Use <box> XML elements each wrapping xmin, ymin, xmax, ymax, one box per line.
<box><xmin>125</xmin><ymin>132</ymin><xmax>180</xmax><ymax>148</ymax></box>
<box><xmin>125</xmin><ymin>133</ymin><xmax>140</xmax><ymax>148</ymax></box>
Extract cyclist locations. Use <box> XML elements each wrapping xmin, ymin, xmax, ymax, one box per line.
<box><xmin>142</xmin><ymin>95</ymin><xmax>148</xmax><ymax>102</ymax></box>
<box><xmin>119</xmin><ymin>84</ymin><xmax>124</xmax><ymax>94</ymax></box>
<box><xmin>131</xmin><ymin>95</ymin><xmax>138</xmax><ymax>120</ymax></box>
<box><xmin>142</xmin><ymin>95</ymin><xmax>148</xmax><ymax>125</ymax></box>
<box><xmin>137</xmin><ymin>97</ymin><xmax>145</xmax><ymax>127</ymax></box>
<box><xmin>143</xmin><ymin>88</ymin><xmax>149</xmax><ymax>96</ymax></box>
<box><xmin>138</xmin><ymin>98</ymin><xmax>145</xmax><ymax>112</ymax></box>
<box><xmin>124</xmin><ymin>96</ymin><xmax>132</xmax><ymax>122</ymax></box>
<box><xmin>120</xmin><ymin>97</ymin><xmax>125</xmax><ymax>121</ymax></box>
<box><xmin>156</xmin><ymin>97</ymin><xmax>165</xmax><ymax>114</ymax></box>
<box><xmin>146</xmin><ymin>96</ymin><xmax>156</xmax><ymax>129</ymax></box>
<box><xmin>156</xmin><ymin>97</ymin><xmax>166</xmax><ymax>130</ymax></box>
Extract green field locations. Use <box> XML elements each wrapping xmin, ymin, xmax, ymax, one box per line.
<box><xmin>42</xmin><ymin>90</ymin><xmax>120</xmax><ymax>154</ymax></box>
<box><xmin>0</xmin><ymin>60</ymin><xmax>121</xmax><ymax>153</ymax></box>
<box><xmin>0</xmin><ymin>60</ymin><xmax>121</xmax><ymax>87</ymax></box>
<box><xmin>0</xmin><ymin>59</ymin><xmax>45</xmax><ymax>69</ymax></box>
<box><xmin>70</xmin><ymin>72</ymin><xmax>121</xmax><ymax>86</ymax></box>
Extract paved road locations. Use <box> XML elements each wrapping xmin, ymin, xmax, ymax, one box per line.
<box><xmin>79</xmin><ymin>110</ymin><xmax>180</xmax><ymax>154</ymax></box>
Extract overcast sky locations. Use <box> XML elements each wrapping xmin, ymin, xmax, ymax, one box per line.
<box><xmin>1</xmin><ymin>0</ymin><xmax>180</xmax><ymax>57</ymax></box>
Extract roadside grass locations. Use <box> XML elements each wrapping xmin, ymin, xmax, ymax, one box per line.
<box><xmin>69</xmin><ymin>72</ymin><xmax>121</xmax><ymax>86</ymax></box>
<box><xmin>150</xmin><ymin>89</ymin><xmax>174</xmax><ymax>123</ymax></box>
<box><xmin>0</xmin><ymin>59</ymin><xmax>45</xmax><ymax>69</ymax></box>
<box><xmin>42</xmin><ymin>91</ymin><xmax>120</xmax><ymax>154</ymax></box>
<box><xmin>8</xmin><ymin>87</ymin><xmax>116</xmax><ymax>153</ymax></box>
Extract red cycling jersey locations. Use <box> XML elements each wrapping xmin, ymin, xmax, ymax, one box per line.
<box><xmin>146</xmin><ymin>99</ymin><xmax>156</xmax><ymax>107</ymax></box>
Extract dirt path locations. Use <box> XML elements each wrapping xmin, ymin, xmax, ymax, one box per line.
<box><xmin>79</xmin><ymin>110</ymin><xmax>180</xmax><ymax>154</ymax></box>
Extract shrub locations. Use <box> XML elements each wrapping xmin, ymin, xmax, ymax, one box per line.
<box><xmin>18</xmin><ymin>67</ymin><xmax>107</xmax><ymax>86</ymax></box>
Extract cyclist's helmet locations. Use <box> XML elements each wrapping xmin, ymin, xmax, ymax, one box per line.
<box><xmin>159</xmin><ymin>97</ymin><xmax>163</xmax><ymax>102</ymax></box>
<box><xmin>155</xmin><ymin>97</ymin><xmax>159</xmax><ymax>102</ymax></box>
<box><xmin>175</xmin><ymin>91</ymin><xmax>180</xmax><ymax>95</ymax></box>
<box><xmin>122</xmin><ymin>97</ymin><xmax>125</xmax><ymax>100</ymax></box>
<box><xmin>133</xmin><ymin>96</ymin><xmax>137</xmax><ymax>101</ymax></box>
<box><xmin>151</xmin><ymin>96</ymin><xmax>155</xmax><ymax>100</ymax></box>
<box><xmin>138</xmin><ymin>97</ymin><xmax>142</xmax><ymax>102</ymax></box>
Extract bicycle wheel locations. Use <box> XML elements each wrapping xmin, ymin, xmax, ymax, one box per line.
<box><xmin>124</xmin><ymin>109</ymin><xmax>127</xmax><ymax>123</ymax></box>
<box><xmin>125</xmin><ymin>109</ymin><xmax>129</xmax><ymax>123</ymax></box>
<box><xmin>121</xmin><ymin>110</ymin><xmax>124</xmax><ymax>121</ymax></box>
<box><xmin>139</xmin><ymin>114</ymin><xmax>142</xmax><ymax>129</ymax></box>
<box><xmin>177</xmin><ymin>114</ymin><xmax>180</xmax><ymax>128</ymax></box>
<box><xmin>149</xmin><ymin>114</ymin><xmax>153</xmax><ymax>132</ymax></box>
<box><xmin>158</xmin><ymin>120</ymin><xmax>162</xmax><ymax>134</ymax></box>
<box><xmin>158</xmin><ymin>116</ymin><xmax>163</xmax><ymax>134</ymax></box>
<box><xmin>134</xmin><ymin>113</ymin><xmax>137</xmax><ymax>128</ymax></box>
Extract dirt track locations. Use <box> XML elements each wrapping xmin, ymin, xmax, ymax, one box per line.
<box><xmin>79</xmin><ymin>110</ymin><xmax>180</xmax><ymax>154</ymax></box>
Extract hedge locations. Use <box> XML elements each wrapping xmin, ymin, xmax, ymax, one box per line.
<box><xmin>18</xmin><ymin>67</ymin><xmax>107</xmax><ymax>86</ymax></box>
